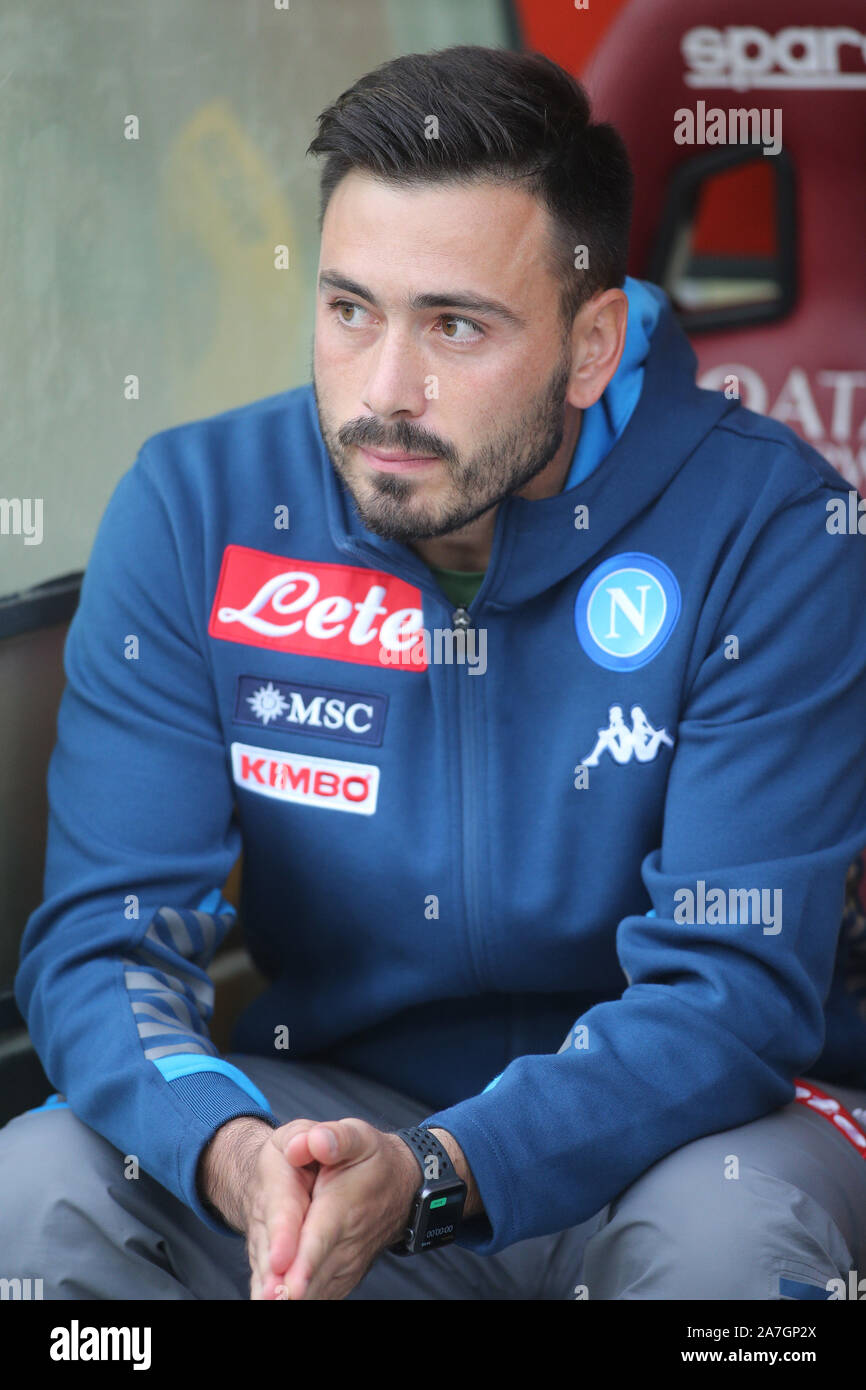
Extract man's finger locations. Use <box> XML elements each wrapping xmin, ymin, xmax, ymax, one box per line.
<box><xmin>285</xmin><ymin>1118</ymin><xmax>371</xmax><ymax>1170</ymax></box>
<box><xmin>282</xmin><ymin>1190</ymin><xmax>345</xmax><ymax>1299</ymax></box>
<box><xmin>248</xmin><ymin>1218</ymin><xmax>270</xmax><ymax>1300</ymax></box>
<box><xmin>245</xmin><ymin>1119</ymin><xmax>320</xmax><ymax>1297</ymax></box>
<box><xmin>263</xmin><ymin>1117</ymin><xmax>319</xmax><ymax>1276</ymax></box>
<box><xmin>271</xmin><ymin>1116</ymin><xmax>320</xmax><ymax>1155</ymax></box>
<box><xmin>265</xmin><ymin>1203</ymin><xmax>304</xmax><ymax>1283</ymax></box>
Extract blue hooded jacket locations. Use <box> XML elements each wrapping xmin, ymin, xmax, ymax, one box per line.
<box><xmin>16</xmin><ymin>278</ymin><xmax>866</xmax><ymax>1255</ymax></box>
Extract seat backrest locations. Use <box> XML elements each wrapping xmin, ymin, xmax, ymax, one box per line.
<box><xmin>583</xmin><ymin>0</ymin><xmax>866</xmax><ymax>493</ymax></box>
<box><xmin>0</xmin><ymin>574</ymin><xmax>82</xmax><ymax>1022</ymax></box>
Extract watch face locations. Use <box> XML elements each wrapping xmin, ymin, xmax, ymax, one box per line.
<box><xmin>416</xmin><ymin>1180</ymin><xmax>466</xmax><ymax>1251</ymax></box>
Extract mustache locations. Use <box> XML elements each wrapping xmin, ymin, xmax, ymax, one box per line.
<box><xmin>338</xmin><ymin>415</ymin><xmax>458</xmax><ymax>464</ymax></box>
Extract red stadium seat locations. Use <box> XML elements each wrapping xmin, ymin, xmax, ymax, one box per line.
<box><xmin>583</xmin><ymin>0</ymin><xmax>866</xmax><ymax>1028</ymax></box>
<box><xmin>584</xmin><ymin>0</ymin><xmax>866</xmax><ymax>494</ymax></box>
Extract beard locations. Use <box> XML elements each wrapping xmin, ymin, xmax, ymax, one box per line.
<box><xmin>312</xmin><ymin>348</ymin><xmax>571</xmax><ymax>544</ymax></box>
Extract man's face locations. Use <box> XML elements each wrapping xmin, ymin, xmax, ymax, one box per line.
<box><xmin>312</xmin><ymin>170</ymin><xmax>574</xmax><ymax>543</ymax></box>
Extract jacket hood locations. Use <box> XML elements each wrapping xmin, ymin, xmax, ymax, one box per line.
<box><xmin>564</xmin><ymin>274</ymin><xmax>664</xmax><ymax>490</ymax></box>
<box><xmin>312</xmin><ymin>279</ymin><xmax>737</xmax><ymax>612</ymax></box>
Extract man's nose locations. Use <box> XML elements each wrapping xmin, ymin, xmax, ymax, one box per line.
<box><xmin>361</xmin><ymin>327</ymin><xmax>429</xmax><ymax>420</ymax></box>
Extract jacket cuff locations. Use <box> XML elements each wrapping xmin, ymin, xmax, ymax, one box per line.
<box><xmin>159</xmin><ymin>1058</ymin><xmax>279</xmax><ymax>1235</ymax></box>
<box><xmin>420</xmin><ymin>1103</ymin><xmax>514</xmax><ymax>1255</ymax></box>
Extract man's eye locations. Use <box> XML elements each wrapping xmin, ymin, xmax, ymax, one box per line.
<box><xmin>438</xmin><ymin>316</ymin><xmax>483</xmax><ymax>342</ymax></box>
<box><xmin>328</xmin><ymin>301</ymin><xmax>482</xmax><ymax>340</ymax></box>
<box><xmin>332</xmin><ymin>300</ymin><xmax>369</xmax><ymax>326</ymax></box>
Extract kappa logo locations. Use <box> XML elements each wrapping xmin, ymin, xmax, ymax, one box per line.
<box><xmin>234</xmin><ymin>676</ymin><xmax>387</xmax><ymax>747</ymax></box>
<box><xmin>209</xmin><ymin>547</ymin><xmax>427</xmax><ymax>670</ymax></box>
<box><xmin>581</xmin><ymin>704</ymin><xmax>675</xmax><ymax>767</ymax></box>
<box><xmin>575</xmin><ymin>552</ymin><xmax>681</xmax><ymax>671</ymax></box>
<box><xmin>231</xmin><ymin>741</ymin><xmax>379</xmax><ymax>815</ymax></box>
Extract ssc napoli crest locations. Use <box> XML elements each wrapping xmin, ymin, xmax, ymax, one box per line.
<box><xmin>575</xmin><ymin>552</ymin><xmax>681</xmax><ymax>671</ymax></box>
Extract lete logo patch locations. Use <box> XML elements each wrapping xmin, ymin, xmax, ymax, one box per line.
<box><xmin>575</xmin><ymin>552</ymin><xmax>681</xmax><ymax>671</ymax></box>
<box><xmin>209</xmin><ymin>547</ymin><xmax>427</xmax><ymax>669</ymax></box>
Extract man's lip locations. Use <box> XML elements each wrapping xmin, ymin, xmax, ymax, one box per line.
<box><xmin>357</xmin><ymin>446</ymin><xmax>440</xmax><ymax>472</ymax></box>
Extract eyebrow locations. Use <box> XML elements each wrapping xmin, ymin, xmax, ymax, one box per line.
<box><xmin>318</xmin><ymin>270</ymin><xmax>526</xmax><ymax>328</ymax></box>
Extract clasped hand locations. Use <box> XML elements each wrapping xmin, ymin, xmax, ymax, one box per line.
<box><xmin>242</xmin><ymin>1117</ymin><xmax>419</xmax><ymax>1300</ymax></box>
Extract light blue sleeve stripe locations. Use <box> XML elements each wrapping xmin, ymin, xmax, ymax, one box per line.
<box><xmin>196</xmin><ymin>888</ymin><xmax>237</xmax><ymax>917</ymax></box>
<box><xmin>482</xmin><ymin>1071</ymin><xmax>504</xmax><ymax>1094</ymax></box>
<box><xmin>26</xmin><ymin>1093</ymin><xmax>70</xmax><ymax>1114</ymax></box>
<box><xmin>153</xmin><ymin>1055</ymin><xmax>273</xmax><ymax>1112</ymax></box>
<box><xmin>779</xmin><ymin>1276</ymin><xmax>832</xmax><ymax>1300</ymax></box>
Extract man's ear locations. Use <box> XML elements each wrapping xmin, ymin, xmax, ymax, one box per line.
<box><xmin>566</xmin><ymin>288</ymin><xmax>629</xmax><ymax>411</ymax></box>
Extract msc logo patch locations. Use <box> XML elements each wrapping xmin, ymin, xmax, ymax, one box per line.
<box><xmin>575</xmin><ymin>552</ymin><xmax>681</xmax><ymax>671</ymax></box>
<box><xmin>231</xmin><ymin>742</ymin><xmax>379</xmax><ymax>815</ymax></box>
<box><xmin>234</xmin><ymin>676</ymin><xmax>387</xmax><ymax>747</ymax></box>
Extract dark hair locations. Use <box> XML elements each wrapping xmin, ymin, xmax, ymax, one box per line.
<box><xmin>306</xmin><ymin>45</ymin><xmax>633</xmax><ymax>326</ymax></box>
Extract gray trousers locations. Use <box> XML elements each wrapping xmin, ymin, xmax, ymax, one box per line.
<box><xmin>2</xmin><ymin>1053</ymin><xmax>866</xmax><ymax>1300</ymax></box>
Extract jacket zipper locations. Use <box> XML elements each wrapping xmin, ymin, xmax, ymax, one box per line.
<box><xmin>340</xmin><ymin>538</ymin><xmax>502</xmax><ymax>991</ymax></box>
<box><xmin>450</xmin><ymin>603</ymin><xmax>486</xmax><ymax>989</ymax></box>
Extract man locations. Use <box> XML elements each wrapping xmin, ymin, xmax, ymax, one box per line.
<box><xmin>3</xmin><ymin>45</ymin><xmax>866</xmax><ymax>1302</ymax></box>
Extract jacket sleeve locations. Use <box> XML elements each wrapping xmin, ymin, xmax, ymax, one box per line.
<box><xmin>15</xmin><ymin>444</ymin><xmax>278</xmax><ymax>1235</ymax></box>
<box><xmin>419</xmin><ymin>475</ymin><xmax>866</xmax><ymax>1255</ymax></box>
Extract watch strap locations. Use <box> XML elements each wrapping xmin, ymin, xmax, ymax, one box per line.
<box><xmin>388</xmin><ymin>1126</ymin><xmax>466</xmax><ymax>1255</ymax></box>
<box><xmin>394</xmin><ymin>1126</ymin><xmax>458</xmax><ymax>1183</ymax></box>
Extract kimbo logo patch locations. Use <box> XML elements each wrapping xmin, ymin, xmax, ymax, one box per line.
<box><xmin>231</xmin><ymin>742</ymin><xmax>379</xmax><ymax>815</ymax></box>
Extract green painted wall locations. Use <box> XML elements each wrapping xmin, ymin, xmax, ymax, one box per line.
<box><xmin>0</xmin><ymin>0</ymin><xmax>507</xmax><ymax>593</ymax></box>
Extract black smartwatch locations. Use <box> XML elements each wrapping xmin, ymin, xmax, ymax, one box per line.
<box><xmin>387</xmin><ymin>1126</ymin><xmax>467</xmax><ymax>1255</ymax></box>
